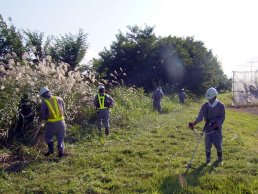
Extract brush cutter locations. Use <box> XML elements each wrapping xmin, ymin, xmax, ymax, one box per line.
<box><xmin>190</xmin><ymin>127</ymin><xmax>199</xmax><ymax>137</ymax></box>
<box><xmin>178</xmin><ymin>130</ymin><xmax>204</xmax><ymax>187</ymax></box>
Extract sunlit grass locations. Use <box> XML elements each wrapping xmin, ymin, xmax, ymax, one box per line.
<box><xmin>0</xmin><ymin>91</ymin><xmax>257</xmax><ymax>193</ymax></box>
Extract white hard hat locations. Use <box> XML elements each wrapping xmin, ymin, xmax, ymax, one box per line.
<box><xmin>98</xmin><ymin>85</ymin><xmax>105</xmax><ymax>90</ymax></box>
<box><xmin>39</xmin><ymin>87</ymin><xmax>50</xmax><ymax>96</ymax></box>
<box><xmin>205</xmin><ymin>87</ymin><xmax>218</xmax><ymax>100</ymax></box>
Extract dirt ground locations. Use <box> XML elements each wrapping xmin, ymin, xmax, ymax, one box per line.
<box><xmin>227</xmin><ymin>105</ymin><xmax>258</xmax><ymax>115</ymax></box>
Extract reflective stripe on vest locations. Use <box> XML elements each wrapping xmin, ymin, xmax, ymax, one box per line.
<box><xmin>44</xmin><ymin>96</ymin><xmax>64</xmax><ymax>122</ymax></box>
<box><xmin>97</xmin><ymin>94</ymin><xmax>107</xmax><ymax>110</ymax></box>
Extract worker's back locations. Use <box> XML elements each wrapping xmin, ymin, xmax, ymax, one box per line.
<box><xmin>153</xmin><ymin>88</ymin><xmax>164</xmax><ymax>101</ymax></box>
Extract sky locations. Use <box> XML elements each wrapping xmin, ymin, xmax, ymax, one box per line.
<box><xmin>1</xmin><ymin>0</ymin><xmax>258</xmax><ymax>78</ymax></box>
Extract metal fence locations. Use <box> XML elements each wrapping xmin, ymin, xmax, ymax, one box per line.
<box><xmin>232</xmin><ymin>71</ymin><xmax>258</xmax><ymax>106</ymax></box>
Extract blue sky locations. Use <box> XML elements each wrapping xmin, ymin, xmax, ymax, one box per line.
<box><xmin>1</xmin><ymin>0</ymin><xmax>258</xmax><ymax>77</ymax></box>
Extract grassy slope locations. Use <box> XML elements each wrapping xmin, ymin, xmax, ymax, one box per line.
<box><xmin>0</xmin><ymin>93</ymin><xmax>258</xmax><ymax>194</ymax></box>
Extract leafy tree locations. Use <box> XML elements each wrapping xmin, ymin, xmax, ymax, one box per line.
<box><xmin>95</xmin><ymin>25</ymin><xmax>158</xmax><ymax>89</ymax></box>
<box><xmin>23</xmin><ymin>30</ymin><xmax>45</xmax><ymax>61</ymax></box>
<box><xmin>154</xmin><ymin>36</ymin><xmax>225</xmax><ymax>94</ymax></box>
<box><xmin>95</xmin><ymin>25</ymin><xmax>230</xmax><ymax>95</ymax></box>
<box><xmin>48</xmin><ymin>29</ymin><xmax>88</xmax><ymax>70</ymax></box>
<box><xmin>0</xmin><ymin>15</ymin><xmax>25</xmax><ymax>59</ymax></box>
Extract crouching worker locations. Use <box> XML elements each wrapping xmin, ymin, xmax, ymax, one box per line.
<box><xmin>188</xmin><ymin>87</ymin><xmax>225</xmax><ymax>165</ymax></box>
<box><xmin>94</xmin><ymin>85</ymin><xmax>115</xmax><ymax>136</ymax></box>
<box><xmin>39</xmin><ymin>87</ymin><xmax>66</xmax><ymax>158</ymax></box>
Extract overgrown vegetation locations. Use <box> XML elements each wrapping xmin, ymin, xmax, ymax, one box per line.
<box><xmin>0</xmin><ymin>14</ymin><xmax>88</xmax><ymax>69</ymax></box>
<box><xmin>94</xmin><ymin>25</ymin><xmax>232</xmax><ymax>94</ymax></box>
<box><xmin>0</xmin><ymin>92</ymin><xmax>257</xmax><ymax>193</ymax></box>
<box><xmin>1</xmin><ymin>14</ymin><xmax>231</xmax><ymax>95</ymax></box>
<box><xmin>0</xmin><ymin>14</ymin><xmax>253</xmax><ymax>194</ymax></box>
<box><xmin>0</xmin><ymin>53</ymin><xmax>99</xmax><ymax>145</ymax></box>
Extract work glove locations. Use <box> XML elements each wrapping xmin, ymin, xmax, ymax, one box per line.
<box><xmin>188</xmin><ymin>122</ymin><xmax>196</xmax><ymax>130</ymax></box>
<box><xmin>212</xmin><ymin>123</ymin><xmax>220</xmax><ymax>130</ymax></box>
<box><xmin>107</xmin><ymin>101</ymin><xmax>114</xmax><ymax>108</ymax></box>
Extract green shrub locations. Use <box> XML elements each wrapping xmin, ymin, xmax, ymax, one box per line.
<box><xmin>0</xmin><ymin>55</ymin><xmax>99</xmax><ymax>145</ymax></box>
<box><xmin>109</xmin><ymin>87</ymin><xmax>153</xmax><ymax>128</ymax></box>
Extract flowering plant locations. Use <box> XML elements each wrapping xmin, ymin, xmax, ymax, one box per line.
<box><xmin>0</xmin><ymin>53</ymin><xmax>101</xmax><ymax>145</ymax></box>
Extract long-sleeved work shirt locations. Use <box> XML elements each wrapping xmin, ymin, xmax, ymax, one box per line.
<box><xmin>195</xmin><ymin>100</ymin><xmax>225</xmax><ymax>132</ymax></box>
<box><xmin>40</xmin><ymin>96</ymin><xmax>65</xmax><ymax>121</ymax></box>
<box><xmin>94</xmin><ymin>93</ymin><xmax>114</xmax><ymax>109</ymax></box>
<box><xmin>152</xmin><ymin>89</ymin><xmax>164</xmax><ymax>102</ymax></box>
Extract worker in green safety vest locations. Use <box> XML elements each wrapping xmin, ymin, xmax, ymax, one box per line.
<box><xmin>39</xmin><ymin>87</ymin><xmax>66</xmax><ymax>158</ymax></box>
<box><xmin>93</xmin><ymin>85</ymin><xmax>115</xmax><ymax>136</ymax></box>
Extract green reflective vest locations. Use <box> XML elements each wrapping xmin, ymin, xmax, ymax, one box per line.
<box><xmin>97</xmin><ymin>94</ymin><xmax>108</xmax><ymax>110</ymax></box>
<box><xmin>44</xmin><ymin>96</ymin><xmax>64</xmax><ymax>122</ymax></box>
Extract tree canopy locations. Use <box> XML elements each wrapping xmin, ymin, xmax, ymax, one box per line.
<box><xmin>0</xmin><ymin>15</ymin><xmax>25</xmax><ymax>59</ymax></box>
<box><xmin>48</xmin><ymin>29</ymin><xmax>88</xmax><ymax>70</ymax></box>
<box><xmin>0</xmin><ymin>15</ymin><xmax>231</xmax><ymax>95</ymax></box>
<box><xmin>0</xmin><ymin>15</ymin><xmax>88</xmax><ymax>70</ymax></box>
<box><xmin>94</xmin><ymin>25</ymin><xmax>231</xmax><ymax>95</ymax></box>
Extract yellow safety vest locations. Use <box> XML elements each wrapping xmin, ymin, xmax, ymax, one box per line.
<box><xmin>44</xmin><ymin>96</ymin><xmax>64</xmax><ymax>122</ymax></box>
<box><xmin>97</xmin><ymin>94</ymin><xmax>108</xmax><ymax>110</ymax></box>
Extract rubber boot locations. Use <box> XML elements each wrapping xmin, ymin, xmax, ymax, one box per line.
<box><xmin>206</xmin><ymin>151</ymin><xmax>211</xmax><ymax>165</ymax></box>
<box><xmin>217</xmin><ymin>151</ymin><xmax>223</xmax><ymax>164</ymax></box>
<box><xmin>58</xmin><ymin>150</ymin><xmax>63</xmax><ymax>158</ymax></box>
<box><xmin>105</xmin><ymin>128</ymin><xmax>110</xmax><ymax>136</ymax></box>
<box><xmin>44</xmin><ymin>141</ymin><xmax>54</xmax><ymax>156</ymax></box>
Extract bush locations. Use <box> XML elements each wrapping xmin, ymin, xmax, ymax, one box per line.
<box><xmin>0</xmin><ymin>54</ymin><xmax>99</xmax><ymax>145</ymax></box>
<box><xmin>109</xmin><ymin>86</ymin><xmax>153</xmax><ymax>128</ymax></box>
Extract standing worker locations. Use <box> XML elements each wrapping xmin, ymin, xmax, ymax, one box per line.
<box><xmin>188</xmin><ymin>87</ymin><xmax>225</xmax><ymax>165</ymax></box>
<box><xmin>39</xmin><ymin>87</ymin><xmax>66</xmax><ymax>158</ymax></box>
<box><xmin>179</xmin><ymin>88</ymin><xmax>187</xmax><ymax>104</ymax></box>
<box><xmin>94</xmin><ymin>85</ymin><xmax>115</xmax><ymax>136</ymax></box>
<box><xmin>152</xmin><ymin>87</ymin><xmax>164</xmax><ymax>112</ymax></box>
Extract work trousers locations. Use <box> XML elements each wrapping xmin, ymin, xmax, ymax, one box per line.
<box><xmin>153</xmin><ymin>100</ymin><xmax>162</xmax><ymax>112</ymax></box>
<box><xmin>205</xmin><ymin>129</ymin><xmax>222</xmax><ymax>152</ymax></box>
<box><xmin>97</xmin><ymin>109</ymin><xmax>110</xmax><ymax>135</ymax></box>
<box><xmin>44</xmin><ymin>121</ymin><xmax>66</xmax><ymax>153</ymax></box>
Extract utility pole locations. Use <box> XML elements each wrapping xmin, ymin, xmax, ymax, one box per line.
<box><xmin>248</xmin><ymin>60</ymin><xmax>258</xmax><ymax>82</ymax></box>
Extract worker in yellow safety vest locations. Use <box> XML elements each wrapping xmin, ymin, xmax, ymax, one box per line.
<box><xmin>39</xmin><ymin>87</ymin><xmax>66</xmax><ymax>158</ymax></box>
<box><xmin>93</xmin><ymin>85</ymin><xmax>115</xmax><ymax>135</ymax></box>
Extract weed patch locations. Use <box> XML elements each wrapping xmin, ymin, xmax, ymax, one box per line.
<box><xmin>0</xmin><ymin>93</ymin><xmax>257</xmax><ymax>193</ymax></box>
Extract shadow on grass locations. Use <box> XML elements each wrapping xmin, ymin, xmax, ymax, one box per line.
<box><xmin>65</xmin><ymin>123</ymin><xmax>97</xmax><ymax>143</ymax></box>
<box><xmin>159</xmin><ymin>163</ymin><xmax>218</xmax><ymax>193</ymax></box>
<box><xmin>1</xmin><ymin>160</ymin><xmax>29</xmax><ymax>173</ymax></box>
<box><xmin>158</xmin><ymin>174</ymin><xmax>185</xmax><ymax>194</ymax></box>
<box><xmin>0</xmin><ymin>153</ymin><xmax>65</xmax><ymax>173</ymax></box>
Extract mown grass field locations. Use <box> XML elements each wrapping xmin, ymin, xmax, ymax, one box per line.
<box><xmin>0</xmin><ymin>92</ymin><xmax>258</xmax><ymax>193</ymax></box>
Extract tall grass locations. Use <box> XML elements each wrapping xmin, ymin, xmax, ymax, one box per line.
<box><xmin>0</xmin><ymin>53</ymin><xmax>101</xmax><ymax>145</ymax></box>
<box><xmin>110</xmin><ymin>86</ymin><xmax>153</xmax><ymax>128</ymax></box>
<box><xmin>0</xmin><ymin>81</ymin><xmax>257</xmax><ymax>193</ymax></box>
